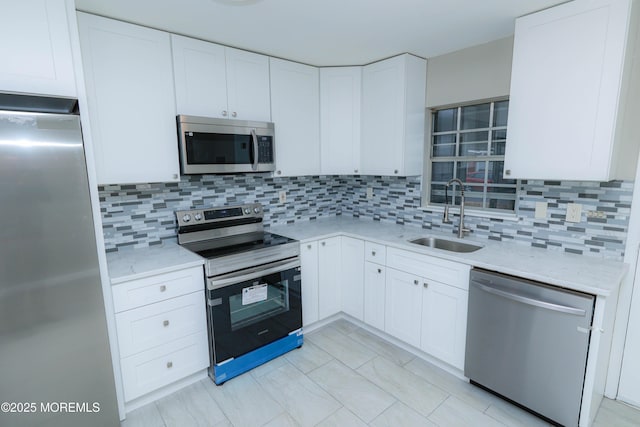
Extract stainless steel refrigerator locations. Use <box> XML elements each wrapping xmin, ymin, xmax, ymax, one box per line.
<box><xmin>0</xmin><ymin>94</ymin><xmax>119</xmax><ymax>426</ymax></box>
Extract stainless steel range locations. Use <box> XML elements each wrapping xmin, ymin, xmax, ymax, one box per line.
<box><xmin>176</xmin><ymin>203</ymin><xmax>303</xmax><ymax>385</ymax></box>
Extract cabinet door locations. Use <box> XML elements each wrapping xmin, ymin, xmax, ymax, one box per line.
<box><xmin>384</xmin><ymin>267</ymin><xmax>422</xmax><ymax>348</ymax></box>
<box><xmin>504</xmin><ymin>0</ymin><xmax>630</xmax><ymax>180</ymax></box>
<box><xmin>361</xmin><ymin>56</ymin><xmax>405</xmax><ymax>176</ymax></box>
<box><xmin>364</xmin><ymin>262</ymin><xmax>385</xmax><ymax>331</ymax></box>
<box><xmin>421</xmin><ymin>281</ymin><xmax>468</xmax><ymax>370</ymax></box>
<box><xmin>300</xmin><ymin>241</ymin><xmax>319</xmax><ymax>326</ymax></box>
<box><xmin>270</xmin><ymin>58</ymin><xmax>321</xmax><ymax>177</ymax></box>
<box><xmin>0</xmin><ymin>0</ymin><xmax>76</xmax><ymax>97</ymax></box>
<box><xmin>171</xmin><ymin>35</ymin><xmax>228</xmax><ymax>118</ymax></box>
<box><xmin>78</xmin><ymin>13</ymin><xmax>179</xmax><ymax>185</ymax></box>
<box><xmin>225</xmin><ymin>47</ymin><xmax>271</xmax><ymax>121</ymax></box>
<box><xmin>320</xmin><ymin>67</ymin><xmax>361</xmax><ymax>175</ymax></box>
<box><xmin>318</xmin><ymin>237</ymin><xmax>341</xmax><ymax>319</ymax></box>
<box><xmin>341</xmin><ymin>237</ymin><xmax>364</xmax><ymax>321</ymax></box>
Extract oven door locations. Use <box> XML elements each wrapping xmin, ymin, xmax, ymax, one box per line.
<box><xmin>207</xmin><ymin>258</ymin><xmax>301</xmax><ymax>364</ymax></box>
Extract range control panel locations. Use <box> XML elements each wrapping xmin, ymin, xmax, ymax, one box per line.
<box><xmin>175</xmin><ymin>203</ymin><xmax>263</xmax><ymax>227</ymax></box>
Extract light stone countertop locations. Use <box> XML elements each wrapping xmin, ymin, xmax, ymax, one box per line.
<box><xmin>107</xmin><ymin>241</ymin><xmax>205</xmax><ymax>285</ymax></box>
<box><xmin>269</xmin><ymin>216</ymin><xmax>629</xmax><ymax>297</ymax></box>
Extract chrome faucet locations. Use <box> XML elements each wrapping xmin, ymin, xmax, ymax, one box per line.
<box><xmin>443</xmin><ymin>178</ymin><xmax>470</xmax><ymax>238</ymax></box>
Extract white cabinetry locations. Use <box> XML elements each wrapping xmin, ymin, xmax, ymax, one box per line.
<box><xmin>341</xmin><ymin>237</ymin><xmax>364</xmax><ymax>320</ymax></box>
<box><xmin>320</xmin><ymin>67</ymin><xmax>362</xmax><ymax>175</ymax></box>
<box><xmin>318</xmin><ymin>237</ymin><xmax>342</xmax><ymax>318</ymax></box>
<box><xmin>299</xmin><ymin>233</ymin><xmax>469</xmax><ymax>370</ymax></box>
<box><xmin>364</xmin><ymin>262</ymin><xmax>386</xmax><ymax>331</ymax></box>
<box><xmin>77</xmin><ymin>13</ymin><xmax>179</xmax><ymax>185</ymax></box>
<box><xmin>386</xmin><ymin>247</ymin><xmax>470</xmax><ymax>367</ymax></box>
<box><xmin>112</xmin><ymin>266</ymin><xmax>208</xmax><ymax>402</ymax></box>
<box><xmin>364</xmin><ymin>241</ymin><xmax>387</xmax><ymax>330</ymax></box>
<box><xmin>171</xmin><ymin>35</ymin><xmax>271</xmax><ymax>121</ymax></box>
<box><xmin>505</xmin><ymin>0</ymin><xmax>640</xmax><ymax>181</ymax></box>
<box><xmin>300</xmin><ymin>241</ymin><xmax>320</xmax><ymax>326</ymax></box>
<box><xmin>384</xmin><ymin>267</ymin><xmax>423</xmax><ymax>348</ymax></box>
<box><xmin>361</xmin><ymin>54</ymin><xmax>426</xmax><ymax>176</ymax></box>
<box><xmin>421</xmin><ymin>280</ymin><xmax>468</xmax><ymax>370</ymax></box>
<box><xmin>0</xmin><ymin>0</ymin><xmax>76</xmax><ymax>97</ymax></box>
<box><xmin>270</xmin><ymin>58</ymin><xmax>321</xmax><ymax>177</ymax></box>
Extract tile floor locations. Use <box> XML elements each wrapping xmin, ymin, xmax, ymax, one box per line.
<box><xmin>122</xmin><ymin>319</ymin><xmax>640</xmax><ymax>427</ymax></box>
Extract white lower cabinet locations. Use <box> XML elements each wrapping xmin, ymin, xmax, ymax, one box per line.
<box><xmin>318</xmin><ymin>237</ymin><xmax>342</xmax><ymax>319</ymax></box>
<box><xmin>341</xmin><ymin>237</ymin><xmax>364</xmax><ymax>320</ymax></box>
<box><xmin>299</xmin><ymin>234</ymin><xmax>469</xmax><ymax>370</ymax></box>
<box><xmin>300</xmin><ymin>241</ymin><xmax>320</xmax><ymax>326</ymax></box>
<box><xmin>384</xmin><ymin>267</ymin><xmax>423</xmax><ymax>348</ymax></box>
<box><xmin>364</xmin><ymin>262</ymin><xmax>386</xmax><ymax>331</ymax></box>
<box><xmin>420</xmin><ymin>280</ymin><xmax>468</xmax><ymax>370</ymax></box>
<box><xmin>112</xmin><ymin>266</ymin><xmax>208</xmax><ymax>402</ymax></box>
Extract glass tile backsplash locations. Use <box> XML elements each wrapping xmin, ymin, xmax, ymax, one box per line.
<box><xmin>99</xmin><ymin>174</ymin><xmax>632</xmax><ymax>260</ymax></box>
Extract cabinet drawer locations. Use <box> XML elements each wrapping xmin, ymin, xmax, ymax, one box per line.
<box><xmin>386</xmin><ymin>247</ymin><xmax>470</xmax><ymax>290</ymax></box>
<box><xmin>112</xmin><ymin>266</ymin><xmax>204</xmax><ymax>312</ymax></box>
<box><xmin>120</xmin><ymin>331</ymin><xmax>209</xmax><ymax>402</ymax></box>
<box><xmin>365</xmin><ymin>241</ymin><xmax>386</xmax><ymax>264</ymax></box>
<box><xmin>116</xmin><ymin>291</ymin><xmax>207</xmax><ymax>357</ymax></box>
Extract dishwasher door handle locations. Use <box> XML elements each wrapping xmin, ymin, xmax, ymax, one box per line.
<box><xmin>473</xmin><ymin>281</ymin><xmax>586</xmax><ymax>316</ymax></box>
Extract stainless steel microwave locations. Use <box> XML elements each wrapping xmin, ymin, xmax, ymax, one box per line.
<box><xmin>177</xmin><ymin>115</ymin><xmax>275</xmax><ymax>174</ymax></box>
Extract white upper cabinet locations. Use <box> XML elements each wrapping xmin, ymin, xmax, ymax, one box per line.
<box><xmin>171</xmin><ymin>35</ymin><xmax>227</xmax><ymax>119</ymax></box>
<box><xmin>172</xmin><ymin>36</ymin><xmax>271</xmax><ymax>121</ymax></box>
<box><xmin>0</xmin><ymin>0</ymin><xmax>76</xmax><ymax>97</ymax></box>
<box><xmin>78</xmin><ymin>13</ymin><xmax>180</xmax><ymax>185</ymax></box>
<box><xmin>505</xmin><ymin>0</ymin><xmax>640</xmax><ymax>181</ymax></box>
<box><xmin>320</xmin><ymin>67</ymin><xmax>362</xmax><ymax>175</ymax></box>
<box><xmin>361</xmin><ymin>54</ymin><xmax>426</xmax><ymax>176</ymax></box>
<box><xmin>270</xmin><ymin>58</ymin><xmax>321</xmax><ymax>177</ymax></box>
<box><xmin>225</xmin><ymin>48</ymin><xmax>271</xmax><ymax>121</ymax></box>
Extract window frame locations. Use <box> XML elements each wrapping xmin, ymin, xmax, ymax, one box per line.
<box><xmin>422</xmin><ymin>97</ymin><xmax>519</xmax><ymax>217</ymax></box>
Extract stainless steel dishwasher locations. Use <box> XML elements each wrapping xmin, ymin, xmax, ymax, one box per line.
<box><xmin>465</xmin><ymin>268</ymin><xmax>595</xmax><ymax>427</ymax></box>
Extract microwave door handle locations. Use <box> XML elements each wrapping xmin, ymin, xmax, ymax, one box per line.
<box><xmin>251</xmin><ymin>129</ymin><xmax>259</xmax><ymax>171</ymax></box>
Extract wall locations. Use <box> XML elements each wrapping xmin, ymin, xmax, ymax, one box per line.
<box><xmin>425</xmin><ymin>36</ymin><xmax>513</xmax><ymax>108</ymax></box>
<box><xmin>100</xmin><ymin>175</ymin><xmax>633</xmax><ymax>260</ymax></box>
<box><xmin>99</xmin><ymin>174</ymin><xmax>342</xmax><ymax>251</ymax></box>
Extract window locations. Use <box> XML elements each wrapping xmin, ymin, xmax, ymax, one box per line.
<box><xmin>426</xmin><ymin>99</ymin><xmax>517</xmax><ymax>212</ymax></box>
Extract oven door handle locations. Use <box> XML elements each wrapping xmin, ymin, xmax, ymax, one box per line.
<box><xmin>208</xmin><ymin>258</ymin><xmax>300</xmax><ymax>290</ymax></box>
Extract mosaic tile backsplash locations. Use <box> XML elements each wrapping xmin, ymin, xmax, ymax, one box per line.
<box><xmin>99</xmin><ymin>174</ymin><xmax>633</xmax><ymax>260</ymax></box>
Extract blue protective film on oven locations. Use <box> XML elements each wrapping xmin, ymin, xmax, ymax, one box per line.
<box><xmin>211</xmin><ymin>330</ymin><xmax>303</xmax><ymax>385</ymax></box>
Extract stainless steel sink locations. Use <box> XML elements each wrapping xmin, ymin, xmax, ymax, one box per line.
<box><xmin>408</xmin><ymin>237</ymin><xmax>483</xmax><ymax>253</ymax></box>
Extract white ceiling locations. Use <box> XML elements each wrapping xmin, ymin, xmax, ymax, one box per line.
<box><xmin>75</xmin><ymin>0</ymin><xmax>568</xmax><ymax>66</ymax></box>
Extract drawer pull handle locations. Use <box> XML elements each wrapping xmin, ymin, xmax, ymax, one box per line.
<box><xmin>160</xmin><ymin>285</ymin><xmax>167</xmax><ymax>292</ymax></box>
<box><xmin>307</xmin><ymin>244</ymin><xmax>312</xmax><ymax>249</ymax></box>
<box><xmin>424</xmin><ymin>282</ymin><xmax>429</xmax><ymax>288</ymax></box>
<box><xmin>321</xmin><ymin>242</ymin><xmax>326</xmax><ymax>246</ymax></box>
<box><xmin>166</xmin><ymin>361</ymin><xmax>173</xmax><ymax>369</ymax></box>
<box><xmin>372</xmin><ymin>251</ymin><xmax>376</xmax><ymax>256</ymax></box>
<box><xmin>413</xmin><ymin>279</ymin><xmax>419</xmax><ymax>285</ymax></box>
<box><xmin>377</xmin><ymin>268</ymin><xmax>382</xmax><ymax>274</ymax></box>
<box><xmin>163</xmin><ymin>320</ymin><xmax>169</xmax><ymax>327</ymax></box>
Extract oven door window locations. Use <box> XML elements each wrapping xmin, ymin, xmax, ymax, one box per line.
<box><xmin>229</xmin><ymin>280</ymin><xmax>289</xmax><ymax>331</ymax></box>
<box><xmin>208</xmin><ymin>266</ymin><xmax>302</xmax><ymax>363</ymax></box>
<box><xmin>186</xmin><ymin>132</ymin><xmax>252</xmax><ymax>165</ymax></box>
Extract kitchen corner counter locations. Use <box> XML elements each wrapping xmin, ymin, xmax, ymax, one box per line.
<box><xmin>269</xmin><ymin>216</ymin><xmax>629</xmax><ymax>297</ymax></box>
<box><xmin>106</xmin><ymin>242</ymin><xmax>205</xmax><ymax>285</ymax></box>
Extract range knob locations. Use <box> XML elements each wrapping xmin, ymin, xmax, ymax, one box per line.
<box><xmin>244</xmin><ymin>208</ymin><xmax>251</xmax><ymax>215</ymax></box>
<box><xmin>253</xmin><ymin>206</ymin><xmax>261</xmax><ymax>214</ymax></box>
<box><xmin>194</xmin><ymin>213</ymin><xmax>202</xmax><ymax>221</ymax></box>
<box><xmin>182</xmin><ymin>214</ymin><xmax>191</xmax><ymax>223</ymax></box>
